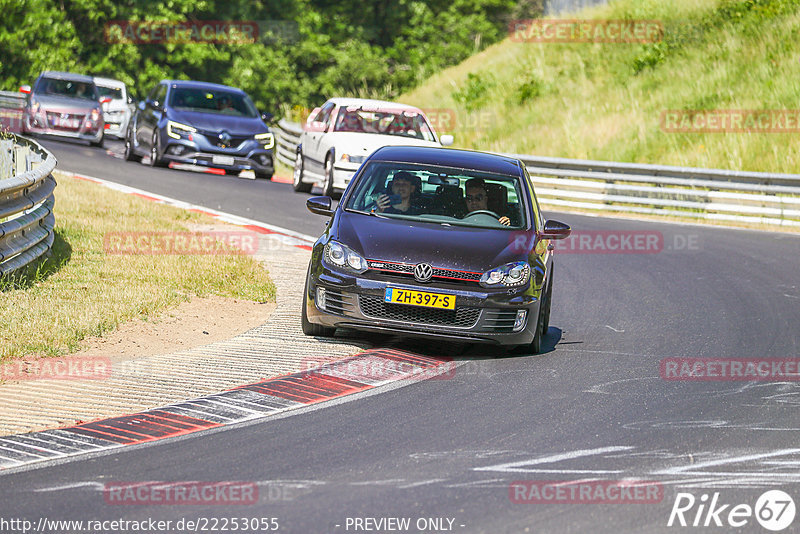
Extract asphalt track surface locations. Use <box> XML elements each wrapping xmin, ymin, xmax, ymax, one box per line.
<box><xmin>2</xmin><ymin>138</ymin><xmax>800</xmax><ymax>533</ymax></box>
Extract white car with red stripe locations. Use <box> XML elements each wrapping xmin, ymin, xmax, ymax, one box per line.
<box><xmin>292</xmin><ymin>98</ymin><xmax>453</xmax><ymax>196</ymax></box>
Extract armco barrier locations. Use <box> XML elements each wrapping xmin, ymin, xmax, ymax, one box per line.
<box><xmin>0</xmin><ymin>90</ymin><xmax>25</xmax><ymax>134</ymax></box>
<box><xmin>273</xmin><ymin>119</ymin><xmax>800</xmax><ymax>228</ymax></box>
<box><xmin>0</xmin><ymin>135</ymin><xmax>57</xmax><ymax>276</ymax></box>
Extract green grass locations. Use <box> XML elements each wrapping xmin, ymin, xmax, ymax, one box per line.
<box><xmin>401</xmin><ymin>0</ymin><xmax>800</xmax><ymax>174</ymax></box>
<box><xmin>0</xmin><ymin>173</ymin><xmax>276</xmax><ymax>361</ymax></box>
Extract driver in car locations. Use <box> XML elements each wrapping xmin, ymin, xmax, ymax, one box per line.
<box><xmin>464</xmin><ymin>178</ymin><xmax>510</xmax><ymax>225</ymax></box>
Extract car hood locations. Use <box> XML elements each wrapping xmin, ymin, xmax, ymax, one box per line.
<box><xmin>33</xmin><ymin>94</ymin><xmax>98</xmax><ymax>113</ymax></box>
<box><xmin>168</xmin><ymin>110</ymin><xmax>267</xmax><ymax>135</ymax></box>
<box><xmin>328</xmin><ymin>132</ymin><xmax>441</xmax><ymax>156</ymax></box>
<box><xmin>336</xmin><ymin>211</ymin><xmax>530</xmax><ymax>272</ymax></box>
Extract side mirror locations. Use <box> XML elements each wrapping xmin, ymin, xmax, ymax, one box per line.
<box><xmin>138</xmin><ymin>100</ymin><xmax>146</xmax><ymax>111</ymax></box>
<box><xmin>539</xmin><ymin>220</ymin><xmax>571</xmax><ymax>240</ymax></box>
<box><xmin>440</xmin><ymin>134</ymin><xmax>454</xmax><ymax>146</ymax></box>
<box><xmin>260</xmin><ymin>111</ymin><xmax>274</xmax><ymax>123</ymax></box>
<box><xmin>307</xmin><ymin>196</ymin><xmax>334</xmax><ymax>217</ymax></box>
<box><xmin>19</xmin><ymin>85</ymin><xmax>31</xmax><ymax>94</ymax></box>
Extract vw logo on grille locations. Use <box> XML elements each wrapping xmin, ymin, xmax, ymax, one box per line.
<box><xmin>414</xmin><ymin>263</ymin><xmax>434</xmax><ymax>282</ymax></box>
<box><xmin>218</xmin><ymin>131</ymin><xmax>232</xmax><ymax>147</ymax></box>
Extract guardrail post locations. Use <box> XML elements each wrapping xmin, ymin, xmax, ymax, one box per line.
<box><xmin>13</xmin><ymin>145</ymin><xmax>31</xmax><ymax>175</ymax></box>
<box><xmin>0</xmin><ymin>139</ymin><xmax>12</xmax><ymax>179</ymax></box>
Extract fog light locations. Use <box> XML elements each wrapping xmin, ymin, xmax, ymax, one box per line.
<box><xmin>258</xmin><ymin>154</ymin><xmax>271</xmax><ymax>165</ymax></box>
<box><xmin>513</xmin><ymin>310</ymin><xmax>527</xmax><ymax>332</ymax></box>
<box><xmin>168</xmin><ymin>145</ymin><xmax>185</xmax><ymax>155</ymax></box>
<box><xmin>316</xmin><ymin>287</ymin><xmax>326</xmax><ymax>311</ymax></box>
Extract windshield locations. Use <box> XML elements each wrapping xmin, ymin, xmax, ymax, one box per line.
<box><xmin>168</xmin><ymin>88</ymin><xmax>258</xmax><ymax>118</ymax></box>
<box><xmin>344</xmin><ymin>161</ymin><xmax>527</xmax><ymax>229</ymax></box>
<box><xmin>334</xmin><ymin>107</ymin><xmax>435</xmax><ymax>141</ymax></box>
<box><xmin>37</xmin><ymin>78</ymin><xmax>98</xmax><ymax>101</ymax></box>
<box><xmin>96</xmin><ymin>85</ymin><xmax>123</xmax><ymax>100</ymax></box>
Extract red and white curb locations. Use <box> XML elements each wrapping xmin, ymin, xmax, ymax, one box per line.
<box><xmin>55</xmin><ymin>169</ymin><xmax>315</xmax><ymax>251</ymax></box>
<box><xmin>0</xmin><ymin>349</ymin><xmax>455</xmax><ymax>471</ymax></box>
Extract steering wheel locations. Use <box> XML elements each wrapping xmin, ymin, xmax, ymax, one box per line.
<box><xmin>464</xmin><ymin>210</ymin><xmax>500</xmax><ymax>218</ymax></box>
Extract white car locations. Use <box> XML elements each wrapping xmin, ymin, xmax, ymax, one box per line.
<box><xmin>292</xmin><ymin>98</ymin><xmax>453</xmax><ymax>196</ymax></box>
<box><xmin>93</xmin><ymin>76</ymin><xmax>135</xmax><ymax>140</ymax></box>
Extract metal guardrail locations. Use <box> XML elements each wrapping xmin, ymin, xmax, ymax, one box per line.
<box><xmin>275</xmin><ymin>118</ymin><xmax>302</xmax><ymax>169</ymax></box>
<box><xmin>0</xmin><ymin>90</ymin><xmax>25</xmax><ymax>134</ymax></box>
<box><xmin>273</xmin><ymin>119</ymin><xmax>800</xmax><ymax>228</ymax></box>
<box><xmin>0</xmin><ymin>135</ymin><xmax>57</xmax><ymax>276</ymax></box>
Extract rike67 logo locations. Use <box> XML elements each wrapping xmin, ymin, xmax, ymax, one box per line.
<box><xmin>668</xmin><ymin>490</ymin><xmax>796</xmax><ymax>531</ymax></box>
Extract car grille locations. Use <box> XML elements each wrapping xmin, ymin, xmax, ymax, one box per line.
<box><xmin>481</xmin><ymin>309</ymin><xmax>520</xmax><ymax>332</ymax></box>
<box><xmin>358</xmin><ymin>295</ymin><xmax>480</xmax><ymax>328</ymax></box>
<box><xmin>367</xmin><ymin>260</ymin><xmax>481</xmax><ymax>283</ymax></box>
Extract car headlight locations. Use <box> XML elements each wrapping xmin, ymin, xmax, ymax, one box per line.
<box><xmin>324</xmin><ymin>240</ymin><xmax>368</xmax><ymax>274</ymax></box>
<box><xmin>167</xmin><ymin>120</ymin><xmax>196</xmax><ymax>140</ymax></box>
<box><xmin>29</xmin><ymin>99</ymin><xmax>41</xmax><ymax>115</ymax></box>
<box><xmin>90</xmin><ymin>108</ymin><xmax>101</xmax><ymax>121</ymax></box>
<box><xmin>479</xmin><ymin>261</ymin><xmax>530</xmax><ymax>288</ymax></box>
<box><xmin>340</xmin><ymin>154</ymin><xmax>365</xmax><ymax>164</ymax></box>
<box><xmin>254</xmin><ymin>132</ymin><xmax>274</xmax><ymax>149</ymax></box>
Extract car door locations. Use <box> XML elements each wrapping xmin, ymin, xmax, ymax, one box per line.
<box><xmin>305</xmin><ymin>102</ymin><xmax>335</xmax><ymax>176</ymax></box>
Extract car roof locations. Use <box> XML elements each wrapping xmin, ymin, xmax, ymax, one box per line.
<box><xmin>162</xmin><ymin>80</ymin><xmax>246</xmax><ymax>94</ymax></box>
<box><xmin>369</xmin><ymin>146</ymin><xmax>525</xmax><ymax>177</ymax></box>
<box><xmin>324</xmin><ymin>97</ymin><xmax>423</xmax><ymax>114</ymax></box>
<box><xmin>93</xmin><ymin>76</ymin><xmax>126</xmax><ymax>88</ymax></box>
<box><xmin>38</xmin><ymin>71</ymin><xmax>95</xmax><ymax>84</ymax></box>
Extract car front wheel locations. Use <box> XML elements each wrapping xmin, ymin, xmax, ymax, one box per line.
<box><xmin>148</xmin><ymin>133</ymin><xmax>167</xmax><ymax>168</ymax></box>
<box><xmin>293</xmin><ymin>151</ymin><xmax>312</xmax><ymax>192</ymax></box>
<box><xmin>124</xmin><ymin>132</ymin><xmax>142</xmax><ymax>162</ymax></box>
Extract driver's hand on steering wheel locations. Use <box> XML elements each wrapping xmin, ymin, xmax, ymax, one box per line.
<box><xmin>498</xmin><ymin>216</ymin><xmax>511</xmax><ymax>226</ymax></box>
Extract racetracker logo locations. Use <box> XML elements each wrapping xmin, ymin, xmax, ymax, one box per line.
<box><xmin>104</xmin><ymin>481</ymin><xmax>258</xmax><ymax>505</ymax></box>
<box><xmin>509</xmin><ymin>230</ymin><xmax>699</xmax><ymax>255</ymax></box>
<box><xmin>509</xmin><ymin>19</ymin><xmax>663</xmax><ymax>43</ymax></box>
<box><xmin>660</xmin><ymin>110</ymin><xmax>800</xmax><ymax>133</ymax></box>
<box><xmin>660</xmin><ymin>358</ymin><xmax>800</xmax><ymax>381</ymax></box>
<box><xmin>104</xmin><ymin>20</ymin><xmax>259</xmax><ymax>44</ymax></box>
<box><xmin>509</xmin><ymin>480</ymin><xmax>663</xmax><ymax>504</ymax></box>
<box><xmin>103</xmin><ymin>231</ymin><xmax>257</xmax><ymax>255</ymax></box>
<box><xmin>0</xmin><ymin>356</ymin><xmax>111</xmax><ymax>381</ymax></box>
<box><xmin>301</xmin><ymin>355</ymin><xmax>457</xmax><ymax>382</ymax></box>
<box><xmin>667</xmin><ymin>490</ymin><xmax>796</xmax><ymax>530</ymax></box>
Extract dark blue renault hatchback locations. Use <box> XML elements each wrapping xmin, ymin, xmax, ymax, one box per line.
<box><xmin>125</xmin><ymin>80</ymin><xmax>274</xmax><ymax>178</ymax></box>
<box><xmin>302</xmin><ymin>145</ymin><xmax>571</xmax><ymax>353</ymax></box>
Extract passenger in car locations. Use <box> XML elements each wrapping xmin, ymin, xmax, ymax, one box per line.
<box><xmin>374</xmin><ymin>171</ymin><xmax>422</xmax><ymax>215</ymax></box>
<box><xmin>464</xmin><ymin>178</ymin><xmax>511</xmax><ymax>225</ymax></box>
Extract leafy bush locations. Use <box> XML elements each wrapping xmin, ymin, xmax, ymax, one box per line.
<box><xmin>452</xmin><ymin>72</ymin><xmax>495</xmax><ymax>111</ymax></box>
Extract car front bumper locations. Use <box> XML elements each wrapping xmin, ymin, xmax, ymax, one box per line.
<box><xmin>161</xmin><ymin>138</ymin><xmax>274</xmax><ymax>174</ymax></box>
<box><xmin>25</xmin><ymin>115</ymin><xmax>103</xmax><ymax>143</ymax></box>
<box><xmin>305</xmin><ymin>265</ymin><xmax>541</xmax><ymax>346</ymax></box>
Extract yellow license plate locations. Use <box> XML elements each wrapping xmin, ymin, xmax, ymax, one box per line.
<box><xmin>384</xmin><ymin>288</ymin><xmax>455</xmax><ymax>310</ymax></box>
